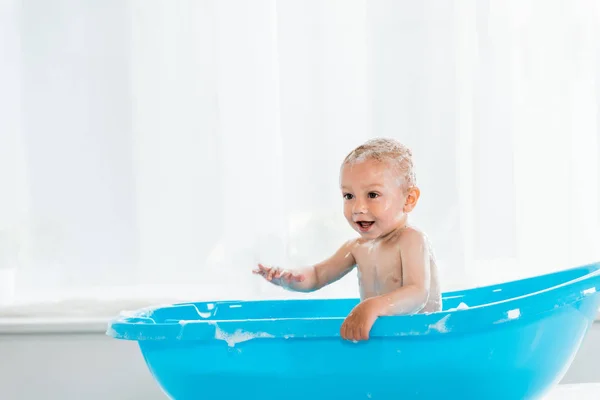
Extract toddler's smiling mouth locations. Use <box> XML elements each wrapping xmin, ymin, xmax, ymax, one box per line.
<box><xmin>356</xmin><ymin>220</ymin><xmax>375</xmax><ymax>232</ymax></box>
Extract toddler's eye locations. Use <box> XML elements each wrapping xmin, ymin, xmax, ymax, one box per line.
<box><xmin>343</xmin><ymin>193</ymin><xmax>354</xmax><ymax>200</ymax></box>
<box><xmin>368</xmin><ymin>192</ymin><xmax>379</xmax><ymax>199</ymax></box>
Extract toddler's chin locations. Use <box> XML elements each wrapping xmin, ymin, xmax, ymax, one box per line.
<box><xmin>356</xmin><ymin>228</ymin><xmax>379</xmax><ymax>239</ymax></box>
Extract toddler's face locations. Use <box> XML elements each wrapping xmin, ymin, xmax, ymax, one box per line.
<box><xmin>340</xmin><ymin>158</ymin><xmax>418</xmax><ymax>239</ymax></box>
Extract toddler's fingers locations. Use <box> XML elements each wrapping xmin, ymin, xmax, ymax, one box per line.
<box><xmin>341</xmin><ymin>320</ymin><xmax>354</xmax><ymax>341</ymax></box>
<box><xmin>253</xmin><ymin>266</ymin><xmax>270</xmax><ymax>277</ymax></box>
<box><xmin>347</xmin><ymin>325</ymin><xmax>356</xmax><ymax>341</ymax></box>
<box><xmin>254</xmin><ymin>265</ymin><xmax>265</xmax><ymax>276</ymax></box>
<box><xmin>257</xmin><ymin>264</ymin><xmax>270</xmax><ymax>273</ymax></box>
<box><xmin>360</xmin><ymin>325</ymin><xmax>369</xmax><ymax>341</ymax></box>
<box><xmin>267</xmin><ymin>267</ymin><xmax>279</xmax><ymax>281</ymax></box>
<box><xmin>340</xmin><ymin>322</ymin><xmax>347</xmax><ymax>340</ymax></box>
<box><xmin>352</xmin><ymin>325</ymin><xmax>360</xmax><ymax>341</ymax></box>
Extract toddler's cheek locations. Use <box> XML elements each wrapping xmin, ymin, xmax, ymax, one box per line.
<box><xmin>383</xmin><ymin>199</ymin><xmax>392</xmax><ymax>211</ymax></box>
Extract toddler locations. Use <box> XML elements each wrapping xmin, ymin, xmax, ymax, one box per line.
<box><xmin>253</xmin><ymin>138</ymin><xmax>442</xmax><ymax>341</ymax></box>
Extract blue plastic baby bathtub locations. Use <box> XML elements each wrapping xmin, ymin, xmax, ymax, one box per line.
<box><xmin>107</xmin><ymin>262</ymin><xmax>600</xmax><ymax>400</ymax></box>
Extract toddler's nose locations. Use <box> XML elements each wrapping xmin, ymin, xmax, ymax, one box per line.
<box><xmin>352</xmin><ymin>200</ymin><xmax>367</xmax><ymax>214</ymax></box>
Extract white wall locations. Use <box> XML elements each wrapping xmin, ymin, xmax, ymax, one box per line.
<box><xmin>1</xmin><ymin>323</ymin><xmax>599</xmax><ymax>400</ymax></box>
<box><xmin>0</xmin><ymin>332</ymin><xmax>164</xmax><ymax>400</ymax></box>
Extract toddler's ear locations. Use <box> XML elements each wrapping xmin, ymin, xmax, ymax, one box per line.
<box><xmin>403</xmin><ymin>187</ymin><xmax>420</xmax><ymax>212</ymax></box>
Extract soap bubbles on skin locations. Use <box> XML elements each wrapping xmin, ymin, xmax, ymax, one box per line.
<box><xmin>367</xmin><ymin>241</ymin><xmax>377</xmax><ymax>254</ymax></box>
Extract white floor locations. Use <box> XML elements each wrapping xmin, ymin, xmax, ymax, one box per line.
<box><xmin>545</xmin><ymin>384</ymin><xmax>600</xmax><ymax>399</ymax></box>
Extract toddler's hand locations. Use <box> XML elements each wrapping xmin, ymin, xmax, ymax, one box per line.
<box><xmin>252</xmin><ymin>263</ymin><xmax>305</xmax><ymax>286</ymax></box>
<box><xmin>340</xmin><ymin>298</ymin><xmax>383</xmax><ymax>341</ymax></box>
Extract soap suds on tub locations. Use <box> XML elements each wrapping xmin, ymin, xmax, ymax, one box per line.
<box><xmin>176</xmin><ymin>320</ymin><xmax>191</xmax><ymax>339</ymax></box>
<box><xmin>105</xmin><ymin>326</ymin><xmax>118</xmax><ymax>337</ymax></box>
<box><xmin>448</xmin><ymin>302</ymin><xmax>469</xmax><ymax>311</ymax></box>
<box><xmin>583</xmin><ymin>287</ymin><xmax>596</xmax><ymax>295</ymax></box>
<box><xmin>494</xmin><ymin>308</ymin><xmax>522</xmax><ymax>324</ymax></box>
<box><xmin>190</xmin><ymin>304</ymin><xmax>212</xmax><ymax>319</ymax></box>
<box><xmin>428</xmin><ymin>314</ymin><xmax>450</xmax><ymax>333</ymax></box>
<box><xmin>211</xmin><ymin>322</ymin><xmax>274</xmax><ymax>347</ymax></box>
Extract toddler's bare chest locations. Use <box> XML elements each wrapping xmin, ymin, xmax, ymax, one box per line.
<box><xmin>354</xmin><ymin>249</ymin><xmax>403</xmax><ymax>291</ymax></box>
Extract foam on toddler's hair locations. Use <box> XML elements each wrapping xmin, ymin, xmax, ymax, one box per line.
<box><xmin>342</xmin><ymin>138</ymin><xmax>416</xmax><ymax>190</ymax></box>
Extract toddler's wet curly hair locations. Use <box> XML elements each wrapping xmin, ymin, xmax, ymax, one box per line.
<box><xmin>342</xmin><ymin>138</ymin><xmax>416</xmax><ymax>190</ymax></box>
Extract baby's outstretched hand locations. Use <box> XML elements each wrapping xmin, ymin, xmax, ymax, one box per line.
<box><xmin>340</xmin><ymin>298</ymin><xmax>383</xmax><ymax>341</ymax></box>
<box><xmin>252</xmin><ymin>263</ymin><xmax>305</xmax><ymax>286</ymax></box>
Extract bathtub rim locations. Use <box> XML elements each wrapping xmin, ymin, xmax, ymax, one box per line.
<box><xmin>106</xmin><ymin>261</ymin><xmax>600</xmax><ymax>341</ymax></box>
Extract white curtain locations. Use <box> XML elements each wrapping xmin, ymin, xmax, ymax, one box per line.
<box><xmin>1</xmin><ymin>0</ymin><xmax>599</xmax><ymax>312</ymax></box>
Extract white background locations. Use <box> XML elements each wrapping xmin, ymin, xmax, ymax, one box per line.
<box><xmin>1</xmin><ymin>1</ymin><xmax>600</xmax><ymax>398</ymax></box>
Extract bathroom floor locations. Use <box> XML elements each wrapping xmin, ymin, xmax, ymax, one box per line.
<box><xmin>545</xmin><ymin>383</ymin><xmax>600</xmax><ymax>399</ymax></box>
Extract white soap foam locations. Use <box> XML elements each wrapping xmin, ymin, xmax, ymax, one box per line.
<box><xmin>428</xmin><ymin>314</ymin><xmax>450</xmax><ymax>333</ymax></box>
<box><xmin>175</xmin><ymin>321</ymin><xmax>189</xmax><ymax>340</ymax></box>
<box><xmin>211</xmin><ymin>322</ymin><xmax>274</xmax><ymax>347</ymax></box>
<box><xmin>448</xmin><ymin>302</ymin><xmax>469</xmax><ymax>311</ymax></box>
<box><xmin>367</xmin><ymin>242</ymin><xmax>376</xmax><ymax>254</ymax></box>
<box><xmin>105</xmin><ymin>326</ymin><xmax>118</xmax><ymax>337</ymax></box>
<box><xmin>583</xmin><ymin>287</ymin><xmax>596</xmax><ymax>295</ymax></box>
<box><xmin>507</xmin><ymin>309</ymin><xmax>520</xmax><ymax>319</ymax></box>
<box><xmin>188</xmin><ymin>304</ymin><xmax>212</xmax><ymax>319</ymax></box>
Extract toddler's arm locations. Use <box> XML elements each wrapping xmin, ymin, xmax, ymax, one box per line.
<box><xmin>253</xmin><ymin>240</ymin><xmax>357</xmax><ymax>292</ymax></box>
<box><xmin>340</xmin><ymin>230</ymin><xmax>431</xmax><ymax>341</ymax></box>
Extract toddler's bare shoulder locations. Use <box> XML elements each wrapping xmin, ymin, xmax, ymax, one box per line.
<box><xmin>398</xmin><ymin>226</ymin><xmax>429</xmax><ymax>247</ymax></box>
<box><xmin>346</xmin><ymin>237</ymin><xmax>361</xmax><ymax>247</ymax></box>
<box><xmin>342</xmin><ymin>237</ymin><xmax>362</xmax><ymax>253</ymax></box>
